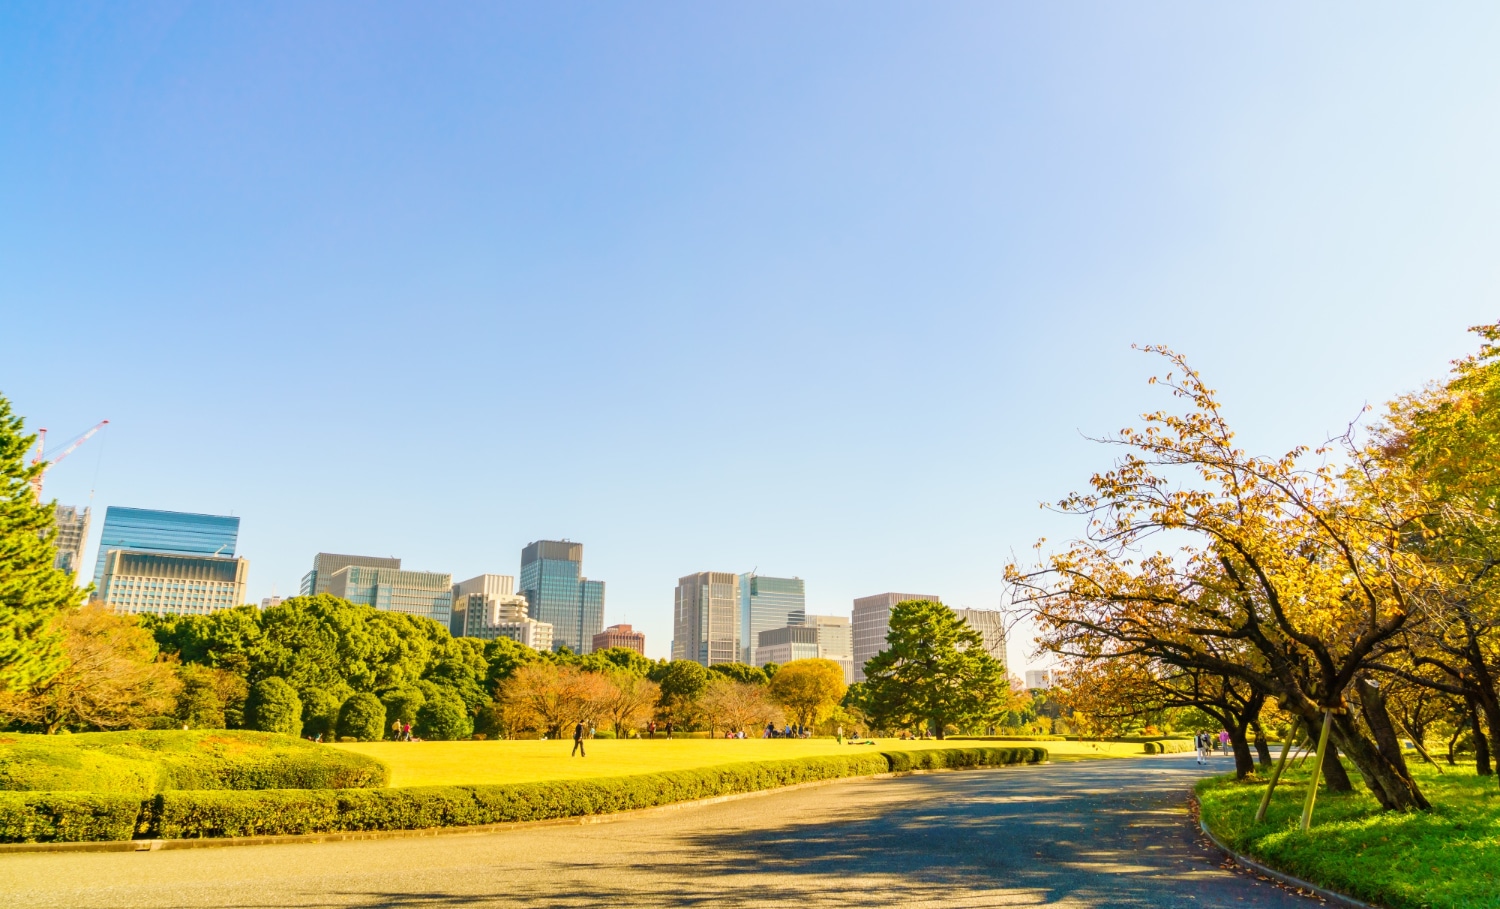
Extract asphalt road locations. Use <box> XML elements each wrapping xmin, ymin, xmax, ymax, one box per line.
<box><xmin>0</xmin><ymin>753</ymin><xmax>1312</xmax><ymax>909</ymax></box>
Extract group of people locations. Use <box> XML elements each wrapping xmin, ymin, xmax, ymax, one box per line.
<box><xmin>390</xmin><ymin>720</ymin><xmax>416</xmax><ymax>742</ymax></box>
<box><xmin>764</xmin><ymin>722</ymin><xmax>810</xmax><ymax>739</ymax></box>
<box><xmin>1194</xmin><ymin>729</ymin><xmax>1229</xmax><ymax>764</ymax></box>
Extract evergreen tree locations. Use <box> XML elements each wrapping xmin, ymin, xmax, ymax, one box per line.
<box><xmin>859</xmin><ymin>600</ymin><xmax>1010</xmax><ymax>738</ymax></box>
<box><xmin>0</xmin><ymin>393</ymin><xmax>83</xmax><ymax>691</ymax></box>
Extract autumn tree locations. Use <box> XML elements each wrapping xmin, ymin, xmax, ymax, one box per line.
<box><xmin>859</xmin><ymin>600</ymin><xmax>1009</xmax><ymax>738</ymax></box>
<box><xmin>498</xmin><ymin>662</ymin><xmax>612</xmax><ymax>737</ymax></box>
<box><xmin>598</xmin><ymin>669</ymin><xmax>660</xmax><ymax>738</ymax></box>
<box><xmin>0</xmin><ymin>393</ymin><xmax>84</xmax><ymax>692</ymax></box>
<box><xmin>0</xmin><ymin>604</ymin><xmax>179</xmax><ymax>733</ymax></box>
<box><xmin>768</xmin><ymin>658</ymin><xmax>848</xmax><ymax>731</ymax></box>
<box><xmin>1007</xmin><ymin>345</ymin><xmax>1435</xmax><ymax>810</ymax></box>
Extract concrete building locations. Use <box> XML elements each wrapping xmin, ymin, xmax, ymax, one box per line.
<box><xmin>519</xmin><ymin>541</ymin><xmax>605</xmax><ymax>653</ymax></box>
<box><xmin>673</xmin><ymin>571</ymin><xmax>740</xmax><ymax>666</ymax></box>
<box><xmin>301</xmin><ymin>553</ymin><xmax>403</xmax><ymax>597</ymax></box>
<box><xmin>97</xmin><ymin>550</ymin><xmax>249</xmax><ymax>616</ymax></box>
<box><xmin>756</xmin><ymin>624</ymin><xmax>819</xmax><ymax>666</ymax></box>
<box><xmin>738</xmin><ymin>573</ymin><xmax>805</xmax><ymax>666</ymax></box>
<box><xmin>952</xmin><ymin>607</ymin><xmax>1007</xmax><ymax>667</ymax></box>
<box><xmin>809</xmin><ymin>614</ymin><xmax>854</xmax><ymax>682</ymax></box>
<box><xmin>851</xmin><ymin>591</ymin><xmax>941</xmax><ymax>682</ymax></box>
<box><xmin>1025</xmin><ymin>669</ymin><xmax>1052</xmax><ymax>690</ymax></box>
<box><xmin>51</xmin><ymin>505</ymin><xmax>90</xmax><ymax>576</ymax></box>
<box><xmin>593</xmin><ymin>623</ymin><xmax>646</xmax><ymax>655</ymax></box>
<box><xmin>92</xmin><ymin>507</ymin><xmax>240</xmax><ymax>590</ymax></box>
<box><xmin>450</xmin><ymin>573</ymin><xmax>553</xmax><ymax>650</ymax></box>
<box><xmin>325</xmin><ymin>564</ymin><xmax>452</xmax><ymax>626</ymax></box>
<box><xmin>261</xmin><ymin>595</ymin><xmax>283</xmax><ymax>609</ymax></box>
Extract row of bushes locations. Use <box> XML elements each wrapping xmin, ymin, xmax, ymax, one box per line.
<box><xmin>0</xmin><ymin>746</ymin><xmax>1046</xmax><ymax>843</ymax></box>
<box><xmin>0</xmin><ymin>731</ymin><xmax>389</xmax><ymax>795</ymax></box>
<box><xmin>1142</xmin><ymin>740</ymin><xmax>1195</xmax><ymax>754</ymax></box>
<box><xmin>947</xmin><ymin>735</ymin><xmax>1068</xmax><ymax>742</ymax></box>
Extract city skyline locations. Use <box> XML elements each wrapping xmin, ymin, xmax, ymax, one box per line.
<box><xmin>9</xmin><ymin>6</ymin><xmax>1498</xmax><ymax>671</ymax></box>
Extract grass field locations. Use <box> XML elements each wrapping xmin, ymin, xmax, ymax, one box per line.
<box><xmin>1197</xmin><ymin>763</ymin><xmax>1500</xmax><ymax>909</ymax></box>
<box><xmin>328</xmin><ymin>737</ymin><xmax>1145</xmax><ymax>787</ymax></box>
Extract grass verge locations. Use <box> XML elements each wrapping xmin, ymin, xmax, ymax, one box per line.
<box><xmin>1196</xmin><ymin>764</ymin><xmax>1500</xmax><ymax>909</ymax></box>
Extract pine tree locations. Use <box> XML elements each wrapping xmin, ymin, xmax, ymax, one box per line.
<box><xmin>0</xmin><ymin>392</ymin><xmax>80</xmax><ymax>691</ymax></box>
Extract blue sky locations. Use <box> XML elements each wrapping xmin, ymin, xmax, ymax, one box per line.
<box><xmin>4</xmin><ymin>3</ymin><xmax>1497</xmax><ymax>665</ymax></box>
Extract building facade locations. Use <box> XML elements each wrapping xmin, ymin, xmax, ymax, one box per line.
<box><xmin>51</xmin><ymin>505</ymin><xmax>90</xmax><ymax>576</ymax></box>
<box><xmin>592</xmin><ymin>623</ymin><xmax>646</xmax><ymax>655</ymax></box>
<box><xmin>1025</xmin><ymin>669</ymin><xmax>1052</xmax><ymax>690</ymax></box>
<box><xmin>451</xmin><ymin>574</ymin><xmax>553</xmax><ymax>650</ymax></box>
<box><xmin>809</xmin><ymin>614</ymin><xmax>854</xmax><ymax>682</ymax></box>
<box><xmin>756</xmin><ymin>624</ymin><xmax>820</xmax><ymax>666</ymax></box>
<box><xmin>738</xmin><ymin>573</ymin><xmax>805</xmax><ymax>666</ymax></box>
<box><xmin>519</xmin><ymin>541</ymin><xmax>605</xmax><ymax>653</ymax></box>
<box><xmin>92</xmin><ymin>507</ymin><xmax>240</xmax><ymax>590</ymax></box>
<box><xmin>851</xmin><ymin>591</ymin><xmax>941</xmax><ymax>682</ymax></box>
<box><xmin>952</xmin><ymin>607</ymin><xmax>1007</xmax><ymax>668</ymax></box>
<box><xmin>97</xmin><ymin>550</ymin><xmax>249</xmax><ymax>616</ymax></box>
<box><xmin>673</xmin><ymin>571</ymin><xmax>740</xmax><ymax>666</ymax></box>
<box><xmin>301</xmin><ymin>552</ymin><xmax>403</xmax><ymax>597</ymax></box>
<box><xmin>325</xmin><ymin>565</ymin><xmax>452</xmax><ymax>626</ymax></box>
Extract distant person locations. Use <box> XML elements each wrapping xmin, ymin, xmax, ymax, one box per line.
<box><xmin>572</xmin><ymin>721</ymin><xmax>586</xmax><ymax>757</ymax></box>
<box><xmin>1196</xmin><ymin>732</ymin><xmax>1209</xmax><ymax>764</ymax></box>
<box><xmin>391</xmin><ymin>720</ymin><xmax>402</xmax><ymax>741</ymax></box>
<box><xmin>648</xmin><ymin>721</ymin><xmax>657</xmax><ymax>738</ymax></box>
<box><xmin>837</xmin><ymin>726</ymin><xmax>844</xmax><ymax>744</ymax></box>
<box><xmin>666</xmin><ymin>721</ymin><xmax>674</xmax><ymax>739</ymax></box>
<box><xmin>1218</xmin><ymin>730</ymin><xmax>1229</xmax><ymax>754</ymax></box>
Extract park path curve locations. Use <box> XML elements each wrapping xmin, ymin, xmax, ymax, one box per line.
<box><xmin>0</xmin><ymin>754</ymin><xmax>1311</xmax><ymax>908</ymax></box>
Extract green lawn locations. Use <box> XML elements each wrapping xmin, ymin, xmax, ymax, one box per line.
<box><xmin>1197</xmin><ymin>763</ymin><xmax>1500</xmax><ymax>909</ymax></box>
<box><xmin>329</xmin><ymin>737</ymin><xmax>1143</xmax><ymax>787</ymax></box>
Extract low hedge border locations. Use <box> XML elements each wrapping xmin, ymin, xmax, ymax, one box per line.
<box><xmin>0</xmin><ymin>746</ymin><xmax>1045</xmax><ymax>843</ymax></box>
<box><xmin>1142</xmin><ymin>740</ymin><xmax>1195</xmax><ymax>755</ymax></box>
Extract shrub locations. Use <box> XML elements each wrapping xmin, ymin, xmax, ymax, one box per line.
<box><xmin>245</xmin><ymin>678</ymin><xmax>301</xmax><ymax>736</ymax></box>
<box><xmin>337</xmin><ymin>694</ymin><xmax>387</xmax><ymax>743</ymax></box>
<box><xmin>415</xmin><ymin>695</ymin><xmax>472</xmax><ymax>741</ymax></box>
<box><xmin>300</xmin><ymin>684</ymin><xmax>351</xmax><ymax>741</ymax></box>
<box><xmin>0</xmin><ymin>791</ymin><xmax>143</xmax><ymax>843</ymax></box>
<box><xmin>0</xmin><ymin>730</ymin><xmax>388</xmax><ymax>795</ymax></box>
<box><xmin>382</xmin><ymin>687</ymin><xmax>425</xmax><ymax>731</ymax></box>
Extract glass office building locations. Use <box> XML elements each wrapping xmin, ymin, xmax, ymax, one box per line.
<box><xmin>738</xmin><ymin>574</ymin><xmax>805</xmax><ymax>666</ymax></box>
<box><xmin>673</xmin><ymin>571</ymin><xmax>740</xmax><ymax>666</ymax></box>
<box><xmin>92</xmin><ymin>507</ymin><xmax>240</xmax><ymax>590</ymax></box>
<box><xmin>301</xmin><ymin>552</ymin><xmax>403</xmax><ymax>597</ymax></box>
<box><xmin>519</xmin><ymin>540</ymin><xmax>605</xmax><ymax>653</ymax></box>
<box><xmin>98</xmin><ymin>550</ymin><xmax>249</xmax><ymax>616</ymax></box>
<box><xmin>325</xmin><ymin>565</ymin><xmax>453</xmax><ymax>626</ymax></box>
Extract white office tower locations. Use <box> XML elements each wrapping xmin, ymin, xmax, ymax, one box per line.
<box><xmin>451</xmin><ymin>574</ymin><xmax>554</xmax><ymax>650</ymax></box>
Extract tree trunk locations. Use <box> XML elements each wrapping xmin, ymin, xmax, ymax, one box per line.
<box><xmin>1352</xmin><ymin>679</ymin><xmax>1430</xmax><ymax>811</ymax></box>
<box><xmin>1469</xmin><ymin>699</ymin><xmax>1492</xmax><ymax>776</ymax></box>
<box><xmin>1300</xmin><ymin>715</ymin><xmax>1353</xmax><ymax>792</ymax></box>
<box><xmin>1252</xmin><ymin>720</ymin><xmax>1273</xmax><ymax>768</ymax></box>
<box><xmin>1333</xmin><ymin>711</ymin><xmax>1431</xmax><ymax>811</ymax></box>
<box><xmin>1228</xmin><ymin>723</ymin><xmax>1256</xmax><ymax>778</ymax></box>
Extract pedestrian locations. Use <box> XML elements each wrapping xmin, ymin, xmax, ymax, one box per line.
<box><xmin>648</xmin><ymin>721</ymin><xmax>656</xmax><ymax>738</ymax></box>
<box><xmin>572</xmin><ymin>721</ymin><xmax>586</xmax><ymax>757</ymax></box>
<box><xmin>666</xmin><ymin>721</ymin><xmax>674</xmax><ymax>739</ymax></box>
<box><xmin>837</xmin><ymin>725</ymin><xmax>844</xmax><ymax>744</ymax></box>
<box><xmin>403</xmin><ymin>721</ymin><xmax>412</xmax><ymax>742</ymax></box>
<box><xmin>1218</xmin><ymin>729</ymin><xmax>1229</xmax><ymax>754</ymax></box>
<box><xmin>392</xmin><ymin>719</ymin><xmax>402</xmax><ymax>741</ymax></box>
<box><xmin>1196</xmin><ymin>731</ymin><xmax>1209</xmax><ymax>764</ymax></box>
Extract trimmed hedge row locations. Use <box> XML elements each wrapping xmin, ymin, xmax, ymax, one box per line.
<box><xmin>1142</xmin><ymin>740</ymin><xmax>1195</xmax><ymax>754</ymax></box>
<box><xmin>0</xmin><ymin>746</ymin><xmax>1045</xmax><ymax>843</ymax></box>
<box><xmin>0</xmin><ymin>731</ymin><xmax>388</xmax><ymax>795</ymax></box>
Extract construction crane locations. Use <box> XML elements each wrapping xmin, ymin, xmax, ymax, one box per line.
<box><xmin>29</xmin><ymin>420</ymin><xmax>109</xmax><ymax>504</ymax></box>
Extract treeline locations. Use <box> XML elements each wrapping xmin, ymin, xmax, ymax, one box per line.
<box><xmin>1008</xmin><ymin>325</ymin><xmax>1500</xmax><ymax>812</ymax></box>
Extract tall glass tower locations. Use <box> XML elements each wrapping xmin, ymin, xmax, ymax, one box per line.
<box><xmin>92</xmin><ymin>507</ymin><xmax>240</xmax><ymax>589</ymax></box>
<box><xmin>519</xmin><ymin>540</ymin><xmax>605</xmax><ymax>653</ymax></box>
<box><xmin>739</xmin><ymin>574</ymin><xmax>805</xmax><ymax>666</ymax></box>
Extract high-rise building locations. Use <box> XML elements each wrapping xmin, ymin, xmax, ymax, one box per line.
<box><xmin>92</xmin><ymin>507</ymin><xmax>240</xmax><ymax>590</ymax></box>
<box><xmin>325</xmin><ymin>565</ymin><xmax>452</xmax><ymax>626</ymax></box>
<box><xmin>51</xmin><ymin>505</ymin><xmax>90</xmax><ymax>576</ymax></box>
<box><xmin>1025</xmin><ymin>669</ymin><xmax>1052</xmax><ymax>690</ymax></box>
<box><xmin>519</xmin><ymin>541</ymin><xmax>605</xmax><ymax>653</ymax></box>
<box><xmin>952</xmin><ymin>607</ymin><xmax>1007</xmax><ymax>668</ymax></box>
<box><xmin>673</xmin><ymin>571</ymin><xmax>740</xmax><ymax>666</ymax></box>
<box><xmin>450</xmin><ymin>573</ymin><xmax>553</xmax><ymax>650</ymax></box>
<box><xmin>809</xmin><ymin>614</ymin><xmax>854</xmax><ymax>682</ymax></box>
<box><xmin>738</xmin><ymin>573</ymin><xmax>805</xmax><ymax>666</ymax></box>
<box><xmin>261</xmin><ymin>595</ymin><xmax>283</xmax><ymax>609</ymax></box>
<box><xmin>301</xmin><ymin>553</ymin><xmax>403</xmax><ymax>597</ymax></box>
<box><xmin>851</xmin><ymin>591</ymin><xmax>941</xmax><ymax>682</ymax></box>
<box><xmin>756</xmin><ymin>624</ymin><xmax>819</xmax><ymax>666</ymax></box>
<box><xmin>593</xmin><ymin>623</ymin><xmax>646</xmax><ymax>655</ymax></box>
<box><xmin>98</xmin><ymin>550</ymin><xmax>249</xmax><ymax>616</ymax></box>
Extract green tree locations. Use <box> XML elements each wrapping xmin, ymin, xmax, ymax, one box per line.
<box><xmin>860</xmin><ymin>600</ymin><xmax>1009</xmax><ymax>738</ymax></box>
<box><xmin>483</xmin><ymin>637</ymin><xmax>543</xmax><ymax>691</ymax></box>
<box><xmin>424</xmin><ymin>635</ymin><xmax>489</xmax><ymax>712</ymax></box>
<box><xmin>382</xmin><ymin>686</ymin><xmax>425</xmax><ymax>732</ymax></box>
<box><xmin>244</xmin><ymin>677</ymin><xmax>302</xmax><ymax>736</ymax></box>
<box><xmin>416</xmin><ymin>692</ymin><xmax>472</xmax><ymax>741</ymax></box>
<box><xmin>299</xmin><ymin>682</ymin><xmax>352</xmax><ymax>740</ymax></box>
<box><xmin>594</xmin><ymin>647</ymin><xmax>656</xmax><ymax>678</ymax></box>
<box><xmin>652</xmin><ymin>660</ymin><xmax>708</xmax><ymax>726</ymax></box>
<box><xmin>767</xmin><ymin>659</ymin><xmax>847</xmax><ymax>730</ymax></box>
<box><xmin>337</xmin><ymin>692</ymin><xmax>387</xmax><ymax>742</ymax></box>
<box><xmin>0</xmin><ymin>393</ymin><xmax>83</xmax><ymax>691</ymax></box>
<box><xmin>707</xmin><ymin>662</ymin><xmax>770</xmax><ymax>685</ymax></box>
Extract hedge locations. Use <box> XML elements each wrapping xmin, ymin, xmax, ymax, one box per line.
<box><xmin>1142</xmin><ymin>740</ymin><xmax>1195</xmax><ymax>755</ymax></box>
<box><xmin>0</xmin><ymin>730</ymin><xmax>389</xmax><ymax>795</ymax></box>
<box><xmin>0</xmin><ymin>792</ymin><xmax>143</xmax><ymax>843</ymax></box>
<box><xmin>0</xmin><ymin>746</ymin><xmax>1045</xmax><ymax>843</ymax></box>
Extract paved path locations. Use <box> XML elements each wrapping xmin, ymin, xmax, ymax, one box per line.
<box><xmin>0</xmin><ymin>754</ymin><xmax>1309</xmax><ymax>908</ymax></box>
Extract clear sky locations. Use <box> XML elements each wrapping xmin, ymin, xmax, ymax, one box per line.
<box><xmin>4</xmin><ymin>3</ymin><xmax>1498</xmax><ymax>666</ymax></box>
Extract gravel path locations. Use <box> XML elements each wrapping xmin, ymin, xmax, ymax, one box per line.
<box><xmin>0</xmin><ymin>753</ymin><xmax>1311</xmax><ymax>908</ymax></box>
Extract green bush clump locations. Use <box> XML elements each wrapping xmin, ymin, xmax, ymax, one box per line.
<box><xmin>415</xmin><ymin>695</ymin><xmax>472</xmax><ymax>742</ymax></box>
<box><xmin>245</xmin><ymin>678</ymin><xmax>302</xmax><ymax>736</ymax></box>
<box><xmin>883</xmin><ymin>747</ymin><xmax>1045</xmax><ymax>772</ymax></box>
<box><xmin>0</xmin><ymin>791</ymin><xmax>143</xmax><ymax>843</ymax></box>
<box><xmin>1143</xmin><ymin>740</ymin><xmax>1194</xmax><ymax>755</ymax></box>
<box><xmin>0</xmin><ymin>730</ymin><xmax>388</xmax><ymax>796</ymax></box>
<box><xmin>336</xmin><ymin>694</ymin><xmax>387</xmax><ymax>743</ymax></box>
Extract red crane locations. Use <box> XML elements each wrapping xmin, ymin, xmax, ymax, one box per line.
<box><xmin>29</xmin><ymin>420</ymin><xmax>109</xmax><ymax>504</ymax></box>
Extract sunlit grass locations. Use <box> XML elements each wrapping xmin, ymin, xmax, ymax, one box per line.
<box><xmin>1197</xmin><ymin>763</ymin><xmax>1500</xmax><ymax>909</ymax></box>
<box><xmin>329</xmin><ymin>737</ymin><xmax>1143</xmax><ymax>787</ymax></box>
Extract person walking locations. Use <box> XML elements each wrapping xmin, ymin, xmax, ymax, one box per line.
<box><xmin>572</xmin><ymin>721</ymin><xmax>586</xmax><ymax>757</ymax></box>
<box><xmin>391</xmin><ymin>719</ymin><xmax>402</xmax><ymax>741</ymax></box>
<box><xmin>1195</xmin><ymin>731</ymin><xmax>1207</xmax><ymax>764</ymax></box>
<box><xmin>665</xmin><ymin>721</ymin><xmax>674</xmax><ymax>739</ymax></box>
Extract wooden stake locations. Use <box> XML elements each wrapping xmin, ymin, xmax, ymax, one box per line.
<box><xmin>1300</xmin><ymin>711</ymin><xmax>1333</xmax><ymax>832</ymax></box>
<box><xmin>1255</xmin><ymin>729</ymin><xmax>1300</xmax><ymax>823</ymax></box>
